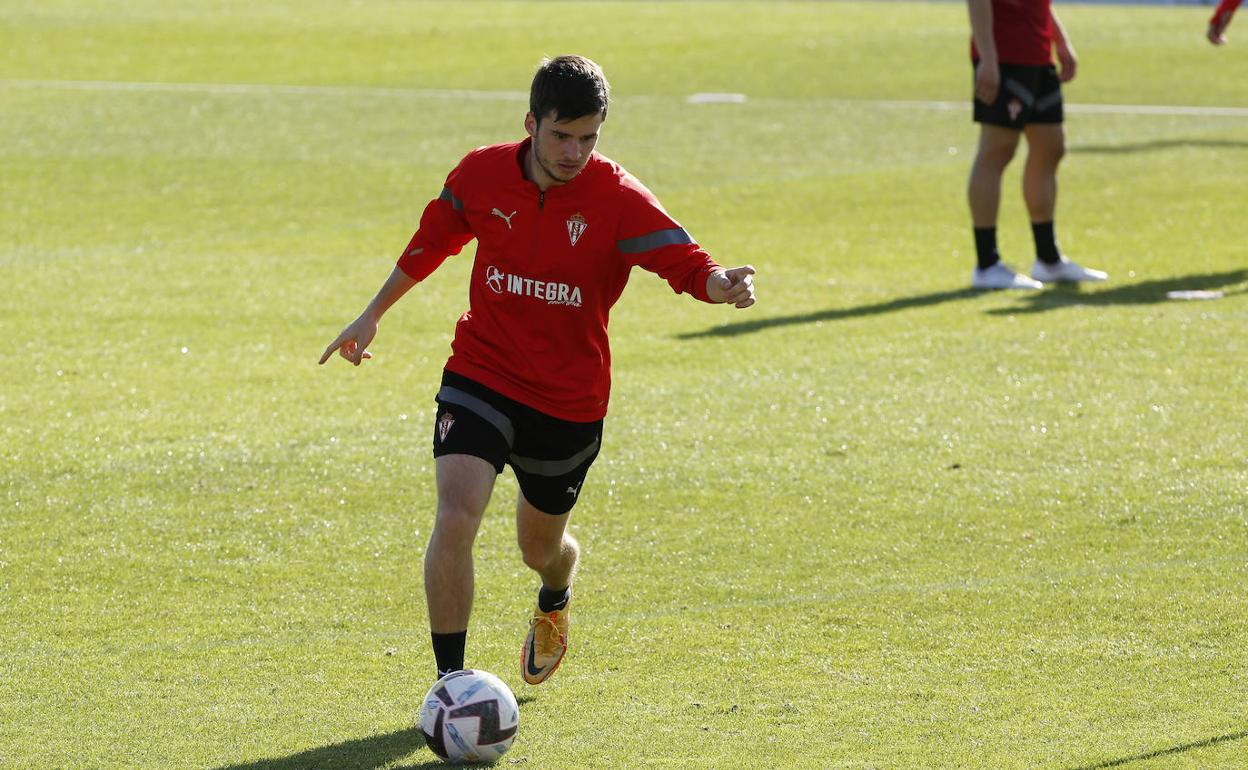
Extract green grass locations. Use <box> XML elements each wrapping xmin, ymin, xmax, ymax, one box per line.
<box><xmin>2</xmin><ymin>1</ymin><xmax>1247</xmax><ymax>768</ymax></box>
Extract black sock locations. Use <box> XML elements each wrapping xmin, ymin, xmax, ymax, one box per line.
<box><xmin>1031</xmin><ymin>221</ymin><xmax>1061</xmax><ymax>264</ymax></box>
<box><xmin>973</xmin><ymin>227</ymin><xmax>999</xmax><ymax>270</ymax></box>
<box><xmin>537</xmin><ymin>585</ymin><xmax>571</xmax><ymax>613</ymax></box>
<box><xmin>431</xmin><ymin>630</ymin><xmax>466</xmax><ymax>678</ymax></box>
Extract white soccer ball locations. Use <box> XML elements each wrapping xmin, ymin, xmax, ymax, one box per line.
<box><xmin>419</xmin><ymin>669</ymin><xmax>520</xmax><ymax>763</ymax></box>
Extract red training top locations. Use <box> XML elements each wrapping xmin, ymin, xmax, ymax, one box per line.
<box><xmin>397</xmin><ymin>138</ymin><xmax>721</xmax><ymax>422</ymax></box>
<box><xmin>972</xmin><ymin>0</ymin><xmax>1055</xmax><ymax>67</ymax></box>
<box><xmin>1211</xmin><ymin>0</ymin><xmax>1243</xmax><ymax>29</ymax></box>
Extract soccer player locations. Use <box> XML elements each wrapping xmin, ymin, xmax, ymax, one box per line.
<box><xmin>319</xmin><ymin>56</ymin><xmax>757</xmax><ymax>685</ymax></box>
<box><xmin>1208</xmin><ymin>0</ymin><xmax>1242</xmax><ymax>45</ymax></box>
<box><xmin>966</xmin><ymin>0</ymin><xmax>1108</xmax><ymax>289</ymax></box>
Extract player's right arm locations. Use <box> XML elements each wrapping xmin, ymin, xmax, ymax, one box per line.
<box><xmin>319</xmin><ymin>158</ymin><xmax>477</xmax><ymax>366</ymax></box>
<box><xmin>968</xmin><ymin>0</ymin><xmax>999</xmax><ymax>104</ymax></box>
<box><xmin>319</xmin><ymin>267</ymin><xmax>418</xmax><ymax>366</ymax></box>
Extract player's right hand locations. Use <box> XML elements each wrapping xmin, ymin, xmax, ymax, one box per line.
<box><xmin>974</xmin><ymin>59</ymin><xmax>999</xmax><ymax>105</ymax></box>
<box><xmin>319</xmin><ymin>316</ymin><xmax>377</xmax><ymax>366</ymax></box>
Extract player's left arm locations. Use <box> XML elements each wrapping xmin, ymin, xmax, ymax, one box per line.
<box><xmin>617</xmin><ymin>183</ymin><xmax>756</xmax><ymax>309</ymax></box>
<box><xmin>624</xmin><ymin>237</ymin><xmax>757</xmax><ymax>309</ymax></box>
<box><xmin>1051</xmin><ymin>9</ymin><xmax>1077</xmax><ymax>83</ymax></box>
<box><xmin>706</xmin><ymin>266</ymin><xmax>757</xmax><ymax>308</ymax></box>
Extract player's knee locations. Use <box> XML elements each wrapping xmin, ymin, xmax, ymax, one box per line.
<box><xmin>1027</xmin><ymin>127</ymin><xmax>1066</xmax><ymax>165</ymax></box>
<box><xmin>981</xmin><ymin>142</ymin><xmax>1017</xmax><ymax>168</ymax></box>
<box><xmin>432</xmin><ymin>501</ymin><xmax>484</xmax><ymax>544</ymax></box>
<box><xmin>517</xmin><ymin>535</ymin><xmax>560</xmax><ymax>572</ymax></box>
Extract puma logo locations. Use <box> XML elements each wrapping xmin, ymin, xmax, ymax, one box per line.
<box><xmin>491</xmin><ymin>208</ymin><xmax>518</xmax><ymax>229</ymax></box>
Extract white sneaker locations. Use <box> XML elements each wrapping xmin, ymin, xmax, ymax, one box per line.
<box><xmin>972</xmin><ymin>262</ymin><xmax>1044</xmax><ymax>290</ymax></box>
<box><xmin>1030</xmin><ymin>258</ymin><xmax>1108</xmax><ymax>283</ymax></box>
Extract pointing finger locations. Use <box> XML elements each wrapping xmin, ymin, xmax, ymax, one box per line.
<box><xmin>319</xmin><ymin>333</ymin><xmax>349</xmax><ymax>365</ymax></box>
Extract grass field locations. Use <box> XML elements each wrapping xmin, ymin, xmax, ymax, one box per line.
<box><xmin>2</xmin><ymin>1</ymin><xmax>1247</xmax><ymax>768</ymax></box>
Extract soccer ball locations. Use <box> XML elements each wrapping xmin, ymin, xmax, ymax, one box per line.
<box><xmin>420</xmin><ymin>669</ymin><xmax>519</xmax><ymax>763</ymax></box>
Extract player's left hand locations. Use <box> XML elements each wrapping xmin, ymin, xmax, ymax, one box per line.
<box><xmin>707</xmin><ymin>265</ymin><xmax>756</xmax><ymax>308</ymax></box>
<box><xmin>1056</xmin><ymin>43</ymin><xmax>1078</xmax><ymax>83</ymax></box>
<box><xmin>1208</xmin><ymin>21</ymin><xmax>1228</xmax><ymax>45</ymax></box>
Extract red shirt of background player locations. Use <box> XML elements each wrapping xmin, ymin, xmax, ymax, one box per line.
<box><xmin>971</xmin><ymin>0</ymin><xmax>1054</xmax><ymax>65</ymax></box>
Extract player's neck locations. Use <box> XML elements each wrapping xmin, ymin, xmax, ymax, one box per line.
<box><xmin>523</xmin><ymin>146</ymin><xmax>563</xmax><ymax>193</ymax></box>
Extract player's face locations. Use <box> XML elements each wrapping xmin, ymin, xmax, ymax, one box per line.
<box><xmin>524</xmin><ymin>110</ymin><xmax>603</xmax><ymax>186</ymax></box>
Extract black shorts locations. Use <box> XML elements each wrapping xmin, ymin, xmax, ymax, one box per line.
<box><xmin>973</xmin><ymin>62</ymin><xmax>1064</xmax><ymax>129</ymax></box>
<box><xmin>432</xmin><ymin>370</ymin><xmax>603</xmax><ymax>516</ymax></box>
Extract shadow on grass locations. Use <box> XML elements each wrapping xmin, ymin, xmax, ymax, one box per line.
<box><xmin>985</xmin><ymin>268</ymin><xmax>1248</xmax><ymax>315</ymax></box>
<box><xmin>1071</xmin><ymin>138</ymin><xmax>1248</xmax><ymax>155</ymax></box>
<box><xmin>213</xmin><ymin>694</ymin><xmax>537</xmax><ymax>770</ymax></box>
<box><xmin>676</xmin><ymin>269</ymin><xmax>1247</xmax><ymax>339</ymax></box>
<box><xmin>1064</xmin><ymin>729</ymin><xmax>1248</xmax><ymax>769</ymax></box>
<box><xmin>212</xmin><ymin>727</ymin><xmax>431</xmax><ymax>770</ymax></box>
<box><xmin>676</xmin><ymin>288</ymin><xmax>981</xmax><ymax>339</ymax></box>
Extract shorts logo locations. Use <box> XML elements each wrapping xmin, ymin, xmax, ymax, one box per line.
<box><xmin>485</xmin><ymin>265</ymin><xmax>506</xmax><ymax>294</ymax></box>
<box><xmin>566</xmin><ymin>213</ymin><xmax>588</xmax><ymax>246</ymax></box>
<box><xmin>482</xmin><ymin>265</ymin><xmax>583</xmax><ymax>307</ymax></box>
<box><xmin>438</xmin><ymin>412</ymin><xmax>455</xmax><ymax>443</ymax></box>
<box><xmin>1008</xmin><ymin>99</ymin><xmax>1022</xmax><ymax>121</ymax></box>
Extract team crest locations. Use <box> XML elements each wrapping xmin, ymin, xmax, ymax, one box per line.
<box><xmin>1008</xmin><ymin>99</ymin><xmax>1022</xmax><ymax>121</ymax></box>
<box><xmin>566</xmin><ymin>213</ymin><xmax>587</xmax><ymax>246</ymax></box>
<box><xmin>438</xmin><ymin>412</ymin><xmax>455</xmax><ymax>443</ymax></box>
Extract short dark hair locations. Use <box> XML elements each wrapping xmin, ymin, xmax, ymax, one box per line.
<box><xmin>529</xmin><ymin>55</ymin><xmax>610</xmax><ymax>126</ymax></box>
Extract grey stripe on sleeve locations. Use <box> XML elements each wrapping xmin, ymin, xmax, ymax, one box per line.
<box><xmin>510</xmin><ymin>436</ymin><xmax>600</xmax><ymax>477</ymax></box>
<box><xmin>438</xmin><ymin>186</ymin><xmax>465</xmax><ymax>212</ymax></box>
<box><xmin>616</xmin><ymin>227</ymin><xmax>693</xmax><ymax>255</ymax></box>
<box><xmin>437</xmin><ymin>386</ymin><xmax>515</xmax><ymax>446</ymax></box>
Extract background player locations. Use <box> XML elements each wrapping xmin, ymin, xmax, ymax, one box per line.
<box><xmin>966</xmin><ymin>0</ymin><xmax>1108</xmax><ymax>289</ymax></box>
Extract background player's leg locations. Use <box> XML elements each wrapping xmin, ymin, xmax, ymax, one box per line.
<box><xmin>425</xmin><ymin>454</ymin><xmax>497</xmax><ymax>674</ymax></box>
<box><xmin>968</xmin><ymin>124</ymin><xmax>1021</xmax><ymax>230</ymax></box>
<box><xmin>1022</xmin><ymin>123</ymin><xmax>1106</xmax><ymax>282</ymax></box>
<box><xmin>968</xmin><ymin>124</ymin><xmax>1038</xmax><ymax>288</ymax></box>
<box><xmin>1022</xmin><ymin>122</ymin><xmax>1066</xmax><ymax>225</ymax></box>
